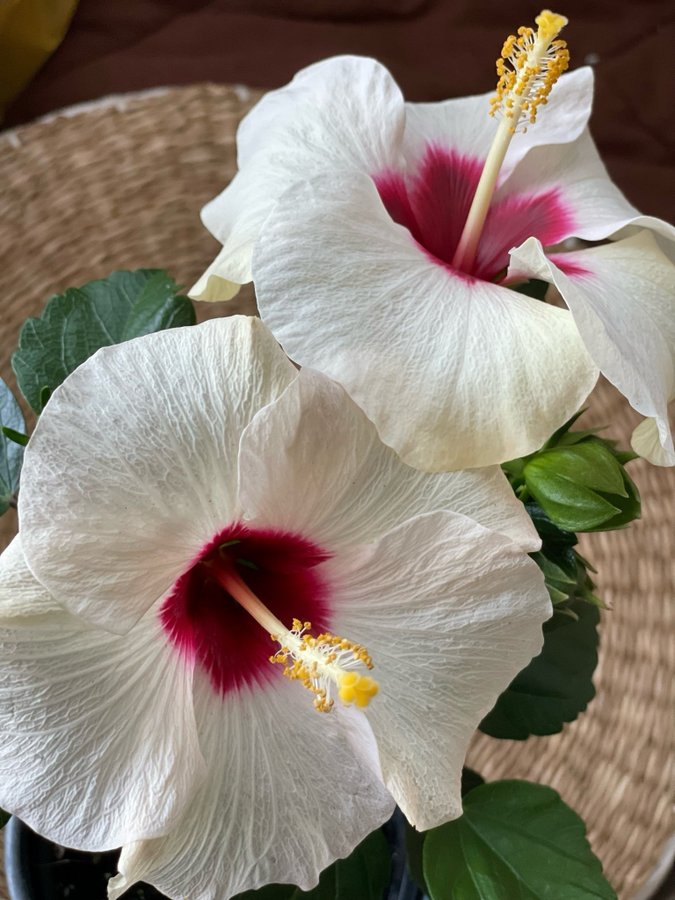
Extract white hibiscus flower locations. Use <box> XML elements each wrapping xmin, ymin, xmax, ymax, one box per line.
<box><xmin>0</xmin><ymin>317</ymin><xmax>550</xmax><ymax>899</ymax></box>
<box><xmin>191</xmin><ymin>14</ymin><xmax>675</xmax><ymax>471</ymax></box>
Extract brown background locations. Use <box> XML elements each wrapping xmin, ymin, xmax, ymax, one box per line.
<box><xmin>5</xmin><ymin>0</ymin><xmax>675</xmax><ymax>224</ymax></box>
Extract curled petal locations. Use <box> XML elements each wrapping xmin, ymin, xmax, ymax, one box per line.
<box><xmin>190</xmin><ymin>243</ymin><xmax>246</xmax><ymax>303</ymax></box>
<box><xmin>239</xmin><ymin>368</ymin><xmax>540</xmax><ymax>551</ymax></box>
<box><xmin>191</xmin><ymin>56</ymin><xmax>405</xmax><ymax>299</ymax></box>
<box><xmin>502</xmin><ymin>129</ymin><xmax>675</xmax><ymax>246</ymax></box>
<box><xmin>254</xmin><ymin>171</ymin><xmax>598</xmax><ymax>471</ymax></box>
<box><xmin>404</xmin><ymin>66</ymin><xmax>594</xmax><ymax>183</ymax></box>
<box><xmin>0</xmin><ymin>537</ymin><xmax>62</xmax><ymax>620</ymax></box>
<box><xmin>108</xmin><ymin>675</ymin><xmax>395</xmax><ymax>899</ymax></box>
<box><xmin>328</xmin><ymin>510</ymin><xmax>551</xmax><ymax>830</ymax></box>
<box><xmin>235</xmin><ymin>55</ymin><xmax>404</xmax><ymax>170</ymax></box>
<box><xmin>631</xmin><ymin>414</ymin><xmax>675</xmax><ymax>467</ymax></box>
<box><xmin>0</xmin><ymin>538</ymin><xmax>205</xmax><ymax>850</ymax></box>
<box><xmin>511</xmin><ymin>232</ymin><xmax>675</xmax><ymax>466</ymax></box>
<box><xmin>19</xmin><ymin>317</ymin><xmax>296</xmax><ymax>632</ymax></box>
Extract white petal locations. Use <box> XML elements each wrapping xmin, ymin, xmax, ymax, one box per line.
<box><xmin>109</xmin><ymin>673</ymin><xmax>395</xmax><ymax>900</ymax></box>
<box><xmin>0</xmin><ymin>539</ymin><xmax>205</xmax><ymax>849</ymax></box>
<box><xmin>0</xmin><ymin>536</ymin><xmax>62</xmax><ymax>619</ymax></box>
<box><xmin>235</xmin><ymin>55</ymin><xmax>404</xmax><ymax>170</ymax></box>
<box><xmin>190</xmin><ymin>56</ymin><xmax>405</xmax><ymax>300</ymax></box>
<box><xmin>631</xmin><ymin>414</ymin><xmax>675</xmax><ymax>467</ymax></box>
<box><xmin>511</xmin><ymin>232</ymin><xmax>675</xmax><ymax>466</ymax></box>
<box><xmin>403</xmin><ymin>67</ymin><xmax>593</xmax><ymax>182</ymax></box>
<box><xmin>239</xmin><ymin>368</ymin><xmax>540</xmax><ymax>551</ymax></box>
<box><xmin>502</xmin><ymin>128</ymin><xmax>675</xmax><ymax>245</ymax></box>
<box><xmin>254</xmin><ymin>171</ymin><xmax>598</xmax><ymax>471</ymax></box>
<box><xmin>328</xmin><ymin>510</ymin><xmax>551</xmax><ymax>830</ymax></box>
<box><xmin>19</xmin><ymin>317</ymin><xmax>297</xmax><ymax>632</ymax></box>
<box><xmin>189</xmin><ymin>244</ymin><xmax>245</xmax><ymax>302</ymax></box>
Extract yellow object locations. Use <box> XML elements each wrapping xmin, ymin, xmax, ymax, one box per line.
<box><xmin>535</xmin><ymin>9</ymin><xmax>569</xmax><ymax>40</ymax></box>
<box><xmin>214</xmin><ymin>563</ymin><xmax>379</xmax><ymax>713</ymax></box>
<box><xmin>338</xmin><ymin>672</ymin><xmax>380</xmax><ymax>708</ymax></box>
<box><xmin>0</xmin><ymin>0</ymin><xmax>79</xmax><ymax>115</ymax></box>
<box><xmin>271</xmin><ymin>624</ymin><xmax>378</xmax><ymax>713</ymax></box>
<box><xmin>491</xmin><ymin>10</ymin><xmax>569</xmax><ymax>129</ymax></box>
<box><xmin>452</xmin><ymin>9</ymin><xmax>569</xmax><ymax>272</ymax></box>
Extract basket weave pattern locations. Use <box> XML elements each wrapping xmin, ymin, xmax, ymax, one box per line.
<box><xmin>0</xmin><ymin>84</ymin><xmax>672</xmax><ymax>899</ymax></box>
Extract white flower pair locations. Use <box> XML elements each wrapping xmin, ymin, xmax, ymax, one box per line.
<box><xmin>2</xmin><ymin>13</ymin><xmax>673</xmax><ymax>899</ymax></box>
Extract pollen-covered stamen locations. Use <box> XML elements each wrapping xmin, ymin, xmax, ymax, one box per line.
<box><xmin>214</xmin><ymin>565</ymin><xmax>378</xmax><ymax>713</ymax></box>
<box><xmin>452</xmin><ymin>10</ymin><xmax>569</xmax><ymax>273</ymax></box>
<box><xmin>491</xmin><ymin>11</ymin><xmax>569</xmax><ymax>131</ymax></box>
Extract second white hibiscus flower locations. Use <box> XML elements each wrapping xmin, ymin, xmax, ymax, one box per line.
<box><xmin>192</xmin><ymin>14</ymin><xmax>675</xmax><ymax>471</ymax></box>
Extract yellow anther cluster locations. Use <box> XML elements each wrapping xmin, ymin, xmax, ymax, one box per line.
<box><xmin>314</xmin><ymin>631</ymin><xmax>374</xmax><ymax>670</ymax></box>
<box><xmin>269</xmin><ymin>620</ymin><xmax>377</xmax><ymax>713</ymax></box>
<box><xmin>490</xmin><ymin>9</ymin><xmax>569</xmax><ymax>132</ymax></box>
<box><xmin>338</xmin><ymin>672</ymin><xmax>380</xmax><ymax>708</ymax></box>
<box><xmin>269</xmin><ymin>647</ymin><xmax>335</xmax><ymax>712</ymax></box>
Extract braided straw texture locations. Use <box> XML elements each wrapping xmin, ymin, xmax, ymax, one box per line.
<box><xmin>0</xmin><ymin>84</ymin><xmax>672</xmax><ymax>900</ymax></box>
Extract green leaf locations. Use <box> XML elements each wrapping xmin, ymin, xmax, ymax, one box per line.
<box><xmin>0</xmin><ymin>809</ymin><xmax>9</xmax><ymax>829</ymax></box>
<box><xmin>536</xmin><ymin>442</ymin><xmax>627</xmax><ymax>495</ymax></box>
<box><xmin>424</xmin><ymin>780</ymin><xmax>616</xmax><ymax>899</ymax></box>
<box><xmin>597</xmin><ymin>463</ymin><xmax>640</xmax><ymax>530</ymax></box>
<box><xmin>234</xmin><ymin>829</ymin><xmax>391</xmax><ymax>900</ymax></box>
<box><xmin>39</xmin><ymin>386</ymin><xmax>52</xmax><ymax>410</ymax></box>
<box><xmin>542</xmin><ymin>553</ymin><xmax>601</xmax><ymax>609</ymax></box>
<box><xmin>479</xmin><ymin>601</ymin><xmax>599</xmax><ymax>739</ymax></box>
<box><xmin>516</xmin><ymin>424</ymin><xmax>641</xmax><ymax>533</ymax></box>
<box><xmin>511</xmin><ymin>278</ymin><xmax>549</xmax><ymax>301</ymax></box>
<box><xmin>120</xmin><ymin>270</ymin><xmax>196</xmax><ymax>339</ymax></box>
<box><xmin>405</xmin><ymin>768</ymin><xmax>484</xmax><ymax>895</ymax></box>
<box><xmin>523</xmin><ymin>441</ymin><xmax>632</xmax><ymax>531</ymax></box>
<box><xmin>522</xmin><ymin>503</ymin><xmax>603</xmax><ymax>613</ymax></box>
<box><xmin>1</xmin><ymin>426</ymin><xmax>28</xmax><ymax>446</ymax></box>
<box><xmin>0</xmin><ymin>378</ymin><xmax>26</xmax><ymax>514</ymax></box>
<box><xmin>12</xmin><ymin>269</ymin><xmax>195</xmax><ymax>413</ymax></box>
<box><xmin>461</xmin><ymin>767</ymin><xmax>485</xmax><ymax>797</ymax></box>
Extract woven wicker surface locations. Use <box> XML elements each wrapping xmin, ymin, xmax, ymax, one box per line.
<box><xmin>0</xmin><ymin>84</ymin><xmax>672</xmax><ymax>900</ymax></box>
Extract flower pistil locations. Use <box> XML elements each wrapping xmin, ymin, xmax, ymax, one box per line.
<box><xmin>213</xmin><ymin>563</ymin><xmax>378</xmax><ymax>713</ymax></box>
<box><xmin>452</xmin><ymin>9</ymin><xmax>569</xmax><ymax>272</ymax></box>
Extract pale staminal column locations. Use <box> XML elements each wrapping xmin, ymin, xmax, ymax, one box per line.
<box><xmin>452</xmin><ymin>10</ymin><xmax>570</xmax><ymax>273</ymax></box>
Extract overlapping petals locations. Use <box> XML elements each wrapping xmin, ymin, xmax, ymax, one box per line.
<box><xmin>0</xmin><ymin>538</ymin><xmax>204</xmax><ymax>851</ymax></box>
<box><xmin>108</xmin><ymin>677</ymin><xmax>394</xmax><ymax>899</ymax></box>
<box><xmin>237</xmin><ymin>367</ymin><xmax>541</xmax><ymax>549</ymax></box>
<box><xmin>3</xmin><ymin>316</ymin><xmax>551</xmax><ymax>898</ymax></box>
<box><xmin>190</xmin><ymin>58</ymin><xmax>594</xmax><ymax>300</ymax></box>
<box><xmin>192</xmin><ymin>54</ymin><xmax>675</xmax><ymax>470</ymax></box>
<box><xmin>252</xmin><ymin>172</ymin><xmax>597</xmax><ymax>471</ymax></box>
<box><xmin>191</xmin><ymin>56</ymin><xmax>405</xmax><ymax>300</ymax></box>
<box><xmin>511</xmin><ymin>231</ymin><xmax>675</xmax><ymax>465</ymax></box>
<box><xmin>19</xmin><ymin>316</ymin><xmax>297</xmax><ymax>631</ymax></box>
<box><xmin>326</xmin><ymin>509</ymin><xmax>550</xmax><ymax>830</ymax></box>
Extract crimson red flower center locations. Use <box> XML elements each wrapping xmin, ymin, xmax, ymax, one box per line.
<box><xmin>374</xmin><ymin>143</ymin><xmax>574</xmax><ymax>280</ymax></box>
<box><xmin>161</xmin><ymin>525</ymin><xmax>332</xmax><ymax>696</ymax></box>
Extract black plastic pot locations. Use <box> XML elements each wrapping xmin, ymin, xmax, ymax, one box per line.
<box><xmin>5</xmin><ymin>814</ymin><xmax>426</xmax><ymax>900</ymax></box>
